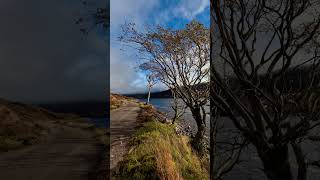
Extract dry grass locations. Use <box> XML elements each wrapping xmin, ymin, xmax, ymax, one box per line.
<box><xmin>115</xmin><ymin>104</ymin><xmax>209</xmax><ymax>180</ymax></box>
<box><xmin>155</xmin><ymin>141</ymin><xmax>183</xmax><ymax>180</ymax></box>
<box><xmin>0</xmin><ymin>98</ymin><xmax>85</xmax><ymax>152</ymax></box>
<box><xmin>110</xmin><ymin>94</ymin><xmax>136</xmax><ymax>110</ymax></box>
<box><xmin>0</xmin><ymin>104</ymin><xmax>50</xmax><ymax>151</ymax></box>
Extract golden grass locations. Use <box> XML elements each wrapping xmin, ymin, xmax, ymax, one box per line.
<box><xmin>115</xmin><ymin>120</ymin><xmax>208</xmax><ymax>180</ymax></box>
<box><xmin>110</xmin><ymin>93</ymin><xmax>136</xmax><ymax>110</ymax></box>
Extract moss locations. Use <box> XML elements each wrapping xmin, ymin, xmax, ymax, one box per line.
<box><xmin>115</xmin><ymin>120</ymin><xmax>208</xmax><ymax>180</ymax></box>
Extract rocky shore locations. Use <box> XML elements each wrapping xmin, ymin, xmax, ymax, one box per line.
<box><xmin>159</xmin><ymin>109</ymin><xmax>210</xmax><ymax>146</ymax></box>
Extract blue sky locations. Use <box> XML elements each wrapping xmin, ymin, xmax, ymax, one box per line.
<box><xmin>111</xmin><ymin>0</ymin><xmax>209</xmax><ymax>94</ymax></box>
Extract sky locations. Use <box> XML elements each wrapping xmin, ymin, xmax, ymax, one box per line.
<box><xmin>0</xmin><ymin>0</ymin><xmax>108</xmax><ymax>103</ymax></box>
<box><xmin>110</xmin><ymin>0</ymin><xmax>210</xmax><ymax>94</ymax></box>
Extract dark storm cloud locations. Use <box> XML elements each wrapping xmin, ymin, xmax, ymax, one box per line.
<box><xmin>0</xmin><ymin>0</ymin><xmax>107</xmax><ymax>103</ymax></box>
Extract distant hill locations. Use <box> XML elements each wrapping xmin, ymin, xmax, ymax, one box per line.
<box><xmin>124</xmin><ymin>89</ymin><xmax>173</xmax><ymax>99</ymax></box>
<box><xmin>38</xmin><ymin>101</ymin><xmax>108</xmax><ymax>118</ymax></box>
<box><xmin>125</xmin><ymin>83</ymin><xmax>209</xmax><ymax>99</ymax></box>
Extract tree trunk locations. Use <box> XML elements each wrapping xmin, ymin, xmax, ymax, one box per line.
<box><xmin>210</xmin><ymin>108</ymin><xmax>218</xmax><ymax>180</ymax></box>
<box><xmin>257</xmin><ymin>145</ymin><xmax>293</xmax><ymax>180</ymax></box>
<box><xmin>171</xmin><ymin>104</ymin><xmax>182</xmax><ymax>124</ymax></box>
<box><xmin>292</xmin><ymin>142</ymin><xmax>307</xmax><ymax>180</ymax></box>
<box><xmin>147</xmin><ymin>86</ymin><xmax>151</xmax><ymax>104</ymax></box>
<box><xmin>191</xmin><ymin>107</ymin><xmax>206</xmax><ymax>153</ymax></box>
<box><xmin>172</xmin><ymin>112</ymin><xmax>177</xmax><ymax>124</ymax></box>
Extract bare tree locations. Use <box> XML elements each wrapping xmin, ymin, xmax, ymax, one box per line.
<box><xmin>120</xmin><ymin>21</ymin><xmax>210</xmax><ymax>153</ymax></box>
<box><xmin>210</xmin><ymin>79</ymin><xmax>248</xmax><ymax>180</ymax></box>
<box><xmin>76</xmin><ymin>1</ymin><xmax>109</xmax><ymax>34</ymax></box>
<box><xmin>211</xmin><ymin>0</ymin><xmax>320</xmax><ymax>179</ymax></box>
<box><xmin>145</xmin><ymin>73</ymin><xmax>157</xmax><ymax>104</ymax></box>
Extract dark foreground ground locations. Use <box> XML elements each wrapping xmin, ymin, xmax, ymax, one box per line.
<box><xmin>0</xmin><ymin>121</ymin><xmax>104</xmax><ymax>180</ymax></box>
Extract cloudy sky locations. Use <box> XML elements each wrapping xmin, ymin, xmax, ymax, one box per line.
<box><xmin>110</xmin><ymin>0</ymin><xmax>209</xmax><ymax>94</ymax></box>
<box><xmin>0</xmin><ymin>0</ymin><xmax>107</xmax><ymax>103</ymax></box>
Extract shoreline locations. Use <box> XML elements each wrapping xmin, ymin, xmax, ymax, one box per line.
<box><xmin>137</xmin><ymin>98</ymin><xmax>210</xmax><ymax>146</ymax></box>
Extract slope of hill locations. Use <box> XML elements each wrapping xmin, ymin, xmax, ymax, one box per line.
<box><xmin>0</xmin><ymin>98</ymin><xmax>82</xmax><ymax>151</ymax></box>
<box><xmin>110</xmin><ymin>93</ymin><xmax>137</xmax><ymax>110</ymax></box>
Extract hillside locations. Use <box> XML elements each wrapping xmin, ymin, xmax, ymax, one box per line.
<box><xmin>110</xmin><ymin>93</ymin><xmax>137</xmax><ymax>110</ymax></box>
<box><xmin>124</xmin><ymin>89</ymin><xmax>173</xmax><ymax>99</ymax></box>
<box><xmin>0</xmin><ymin>98</ymin><xmax>83</xmax><ymax>151</ymax></box>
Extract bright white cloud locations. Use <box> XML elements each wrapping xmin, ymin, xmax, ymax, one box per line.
<box><xmin>174</xmin><ymin>0</ymin><xmax>209</xmax><ymax>20</ymax></box>
<box><xmin>110</xmin><ymin>0</ymin><xmax>160</xmax><ymax>94</ymax></box>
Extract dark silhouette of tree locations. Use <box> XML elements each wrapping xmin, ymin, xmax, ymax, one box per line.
<box><xmin>76</xmin><ymin>1</ymin><xmax>109</xmax><ymax>34</ymax></box>
<box><xmin>211</xmin><ymin>0</ymin><xmax>320</xmax><ymax>179</ymax></box>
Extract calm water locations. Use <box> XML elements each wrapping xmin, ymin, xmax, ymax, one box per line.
<box><xmin>139</xmin><ymin>98</ymin><xmax>210</xmax><ymax>118</ymax></box>
<box><xmin>139</xmin><ymin>98</ymin><xmax>210</xmax><ymax>136</ymax></box>
<box><xmin>139</xmin><ymin>98</ymin><xmax>175</xmax><ymax>113</ymax></box>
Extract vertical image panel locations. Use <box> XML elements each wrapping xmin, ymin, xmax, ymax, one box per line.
<box><xmin>210</xmin><ymin>0</ymin><xmax>320</xmax><ymax>179</ymax></box>
<box><xmin>0</xmin><ymin>0</ymin><xmax>109</xmax><ymax>179</ymax></box>
<box><xmin>110</xmin><ymin>0</ymin><xmax>210</xmax><ymax>179</ymax></box>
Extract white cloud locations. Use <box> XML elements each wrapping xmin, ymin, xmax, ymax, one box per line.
<box><xmin>174</xmin><ymin>0</ymin><xmax>209</xmax><ymax>20</ymax></box>
<box><xmin>157</xmin><ymin>0</ymin><xmax>209</xmax><ymax>24</ymax></box>
<box><xmin>110</xmin><ymin>0</ymin><xmax>160</xmax><ymax>94</ymax></box>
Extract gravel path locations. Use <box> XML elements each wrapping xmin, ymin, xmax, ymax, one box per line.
<box><xmin>110</xmin><ymin>102</ymin><xmax>141</xmax><ymax>170</ymax></box>
<box><xmin>0</xmin><ymin>123</ymin><xmax>103</xmax><ymax>180</ymax></box>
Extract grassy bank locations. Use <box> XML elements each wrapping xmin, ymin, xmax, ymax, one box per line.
<box><xmin>115</xmin><ymin>104</ymin><xmax>208</xmax><ymax>180</ymax></box>
<box><xmin>110</xmin><ymin>94</ymin><xmax>136</xmax><ymax>110</ymax></box>
<box><xmin>0</xmin><ymin>102</ymin><xmax>53</xmax><ymax>152</ymax></box>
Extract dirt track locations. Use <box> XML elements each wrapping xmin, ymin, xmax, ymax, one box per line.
<box><xmin>110</xmin><ymin>102</ymin><xmax>140</xmax><ymax>170</ymax></box>
<box><xmin>0</xmin><ymin>123</ymin><xmax>103</xmax><ymax>180</ymax></box>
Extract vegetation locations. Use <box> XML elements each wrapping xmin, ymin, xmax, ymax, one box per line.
<box><xmin>120</xmin><ymin>20</ymin><xmax>210</xmax><ymax>153</ymax></box>
<box><xmin>145</xmin><ymin>74</ymin><xmax>157</xmax><ymax>105</ymax></box>
<box><xmin>110</xmin><ymin>93</ymin><xmax>136</xmax><ymax>110</ymax></box>
<box><xmin>115</xmin><ymin>105</ymin><xmax>208</xmax><ymax>180</ymax></box>
<box><xmin>0</xmin><ymin>101</ymin><xmax>52</xmax><ymax>152</ymax></box>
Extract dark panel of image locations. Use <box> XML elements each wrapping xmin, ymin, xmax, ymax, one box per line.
<box><xmin>211</xmin><ymin>0</ymin><xmax>320</xmax><ymax>180</ymax></box>
<box><xmin>0</xmin><ymin>0</ymin><xmax>109</xmax><ymax>179</ymax></box>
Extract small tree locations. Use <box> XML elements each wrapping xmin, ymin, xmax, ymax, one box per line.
<box><xmin>121</xmin><ymin>21</ymin><xmax>210</xmax><ymax>153</ymax></box>
<box><xmin>145</xmin><ymin>73</ymin><xmax>157</xmax><ymax>104</ymax></box>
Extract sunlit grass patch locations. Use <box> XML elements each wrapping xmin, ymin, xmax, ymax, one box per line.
<box><xmin>115</xmin><ymin>120</ymin><xmax>208</xmax><ymax>180</ymax></box>
<box><xmin>110</xmin><ymin>94</ymin><xmax>136</xmax><ymax>110</ymax></box>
